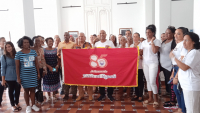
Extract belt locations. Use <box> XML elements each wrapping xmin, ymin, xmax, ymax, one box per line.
<box><xmin>173</xmin><ymin>65</ymin><xmax>178</xmax><ymax>68</ymax></box>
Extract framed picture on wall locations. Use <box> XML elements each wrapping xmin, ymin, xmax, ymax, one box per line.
<box><xmin>68</xmin><ymin>31</ymin><xmax>79</xmax><ymax>39</ymax></box>
<box><xmin>119</xmin><ymin>28</ymin><xmax>132</xmax><ymax>36</ymax></box>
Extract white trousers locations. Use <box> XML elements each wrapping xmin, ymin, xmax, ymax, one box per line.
<box><xmin>143</xmin><ymin>63</ymin><xmax>158</xmax><ymax>94</ymax></box>
<box><xmin>183</xmin><ymin>89</ymin><xmax>200</xmax><ymax>113</ymax></box>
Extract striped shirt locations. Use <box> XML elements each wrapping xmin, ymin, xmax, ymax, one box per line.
<box><xmin>15</xmin><ymin>49</ymin><xmax>38</xmax><ymax>88</ymax></box>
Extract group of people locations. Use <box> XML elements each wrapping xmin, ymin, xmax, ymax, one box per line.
<box><xmin>0</xmin><ymin>24</ymin><xmax>200</xmax><ymax>113</ymax></box>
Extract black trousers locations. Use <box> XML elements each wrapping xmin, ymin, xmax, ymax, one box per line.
<box><xmin>161</xmin><ymin>66</ymin><xmax>171</xmax><ymax>93</ymax></box>
<box><xmin>0</xmin><ymin>82</ymin><xmax>4</xmax><ymax>104</ymax></box>
<box><xmin>99</xmin><ymin>87</ymin><xmax>113</xmax><ymax>96</ymax></box>
<box><xmin>36</xmin><ymin>68</ymin><xmax>43</xmax><ymax>91</ymax></box>
<box><xmin>135</xmin><ymin>69</ymin><xmax>144</xmax><ymax>97</ymax></box>
<box><xmin>6</xmin><ymin>81</ymin><xmax>21</xmax><ymax>106</ymax></box>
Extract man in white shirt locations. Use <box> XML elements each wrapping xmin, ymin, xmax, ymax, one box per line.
<box><xmin>93</xmin><ymin>30</ymin><xmax>115</xmax><ymax>101</ymax></box>
<box><xmin>94</xmin><ymin>30</ymin><xmax>115</xmax><ymax>48</ymax></box>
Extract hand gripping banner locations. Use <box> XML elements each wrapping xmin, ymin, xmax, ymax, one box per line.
<box><xmin>61</xmin><ymin>48</ymin><xmax>139</xmax><ymax>87</ymax></box>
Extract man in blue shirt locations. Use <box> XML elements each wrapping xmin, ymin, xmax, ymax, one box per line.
<box><xmin>0</xmin><ymin>37</ymin><xmax>6</xmax><ymax>106</ymax></box>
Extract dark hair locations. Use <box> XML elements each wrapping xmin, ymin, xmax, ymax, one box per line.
<box><xmin>177</xmin><ymin>27</ymin><xmax>189</xmax><ymax>35</ymax></box>
<box><xmin>167</xmin><ymin>26</ymin><xmax>176</xmax><ymax>34</ymax></box>
<box><xmin>32</xmin><ymin>36</ymin><xmax>40</xmax><ymax>43</ymax></box>
<box><xmin>184</xmin><ymin>32</ymin><xmax>200</xmax><ymax>49</ymax></box>
<box><xmin>167</xmin><ymin>26</ymin><xmax>176</xmax><ymax>50</ymax></box>
<box><xmin>126</xmin><ymin>30</ymin><xmax>132</xmax><ymax>34</ymax></box>
<box><xmin>146</xmin><ymin>24</ymin><xmax>156</xmax><ymax>37</ymax></box>
<box><xmin>93</xmin><ymin>34</ymin><xmax>97</xmax><ymax>37</ymax></box>
<box><xmin>37</xmin><ymin>35</ymin><xmax>44</xmax><ymax>39</ymax></box>
<box><xmin>134</xmin><ymin>32</ymin><xmax>140</xmax><ymax>37</ymax></box>
<box><xmin>119</xmin><ymin>34</ymin><xmax>123</xmax><ymax>36</ymax></box>
<box><xmin>17</xmin><ymin>36</ymin><xmax>33</xmax><ymax>49</ymax></box>
<box><xmin>161</xmin><ymin>33</ymin><xmax>165</xmax><ymax>35</ymax></box>
<box><xmin>0</xmin><ymin>37</ymin><xmax>5</xmax><ymax>42</ymax></box>
<box><xmin>45</xmin><ymin>37</ymin><xmax>54</xmax><ymax>44</ymax></box>
<box><xmin>109</xmin><ymin>35</ymin><xmax>117</xmax><ymax>47</ymax></box>
<box><xmin>4</xmin><ymin>41</ymin><xmax>16</xmax><ymax>58</ymax></box>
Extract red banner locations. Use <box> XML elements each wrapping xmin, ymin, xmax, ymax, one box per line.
<box><xmin>61</xmin><ymin>48</ymin><xmax>139</xmax><ymax>87</ymax></box>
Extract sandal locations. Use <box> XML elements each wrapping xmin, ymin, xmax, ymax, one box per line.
<box><xmin>17</xmin><ymin>106</ymin><xmax>22</xmax><ymax>110</ymax></box>
<box><xmin>12</xmin><ymin>107</ymin><xmax>19</xmax><ymax>112</ymax></box>
<box><xmin>153</xmin><ymin>102</ymin><xmax>159</xmax><ymax>107</ymax></box>
<box><xmin>143</xmin><ymin>100</ymin><xmax>153</xmax><ymax>105</ymax></box>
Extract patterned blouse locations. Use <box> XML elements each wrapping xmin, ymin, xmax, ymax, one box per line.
<box><xmin>32</xmin><ymin>48</ymin><xmax>47</xmax><ymax>73</ymax></box>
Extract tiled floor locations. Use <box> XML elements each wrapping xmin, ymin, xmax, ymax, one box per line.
<box><xmin>0</xmin><ymin>86</ymin><xmax>176</xmax><ymax>113</ymax></box>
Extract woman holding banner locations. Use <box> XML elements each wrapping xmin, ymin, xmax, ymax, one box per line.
<box><xmin>131</xmin><ymin>32</ymin><xmax>144</xmax><ymax>102</ymax></box>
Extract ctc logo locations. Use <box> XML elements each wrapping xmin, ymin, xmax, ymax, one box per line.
<box><xmin>89</xmin><ymin>54</ymin><xmax>108</xmax><ymax>68</ymax></box>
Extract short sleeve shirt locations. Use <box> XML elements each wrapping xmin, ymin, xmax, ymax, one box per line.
<box><xmin>140</xmin><ymin>39</ymin><xmax>161</xmax><ymax>64</ymax></box>
<box><xmin>94</xmin><ymin>40</ymin><xmax>115</xmax><ymax>48</ymax></box>
<box><xmin>178</xmin><ymin>49</ymin><xmax>200</xmax><ymax>91</ymax></box>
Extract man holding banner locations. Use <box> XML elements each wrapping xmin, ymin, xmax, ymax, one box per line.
<box><xmin>93</xmin><ymin>30</ymin><xmax>115</xmax><ymax>101</ymax></box>
<box><xmin>74</xmin><ymin>32</ymin><xmax>93</xmax><ymax>101</ymax></box>
<box><xmin>58</xmin><ymin>32</ymin><xmax>77</xmax><ymax>100</ymax></box>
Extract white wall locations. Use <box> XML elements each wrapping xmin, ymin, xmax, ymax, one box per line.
<box><xmin>6</xmin><ymin>0</ymin><xmax>26</xmax><ymax>48</ymax></box>
<box><xmin>0</xmin><ymin>0</ymin><xmax>10</xmax><ymax>41</ymax></box>
<box><xmin>112</xmin><ymin>0</ymin><xmax>146</xmax><ymax>40</ymax></box>
<box><xmin>59</xmin><ymin>0</ymin><xmax>85</xmax><ymax>41</ymax></box>
<box><xmin>155</xmin><ymin>0</ymin><xmax>171</xmax><ymax>40</ymax></box>
<box><xmin>171</xmin><ymin>0</ymin><xmax>194</xmax><ymax>31</ymax></box>
<box><xmin>193</xmin><ymin>0</ymin><xmax>200</xmax><ymax>37</ymax></box>
<box><xmin>33</xmin><ymin>0</ymin><xmax>59</xmax><ymax>39</ymax></box>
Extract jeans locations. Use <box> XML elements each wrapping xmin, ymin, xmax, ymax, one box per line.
<box><xmin>173</xmin><ymin>66</ymin><xmax>186</xmax><ymax>113</ymax></box>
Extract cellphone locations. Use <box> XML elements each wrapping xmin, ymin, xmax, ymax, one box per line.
<box><xmin>52</xmin><ymin>68</ymin><xmax>56</xmax><ymax>72</ymax></box>
<box><xmin>167</xmin><ymin>78</ymin><xmax>173</xmax><ymax>84</ymax></box>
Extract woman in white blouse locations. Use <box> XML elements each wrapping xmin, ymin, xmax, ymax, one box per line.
<box><xmin>140</xmin><ymin>25</ymin><xmax>161</xmax><ymax>107</ymax></box>
<box><xmin>170</xmin><ymin>27</ymin><xmax>188</xmax><ymax>113</ymax></box>
<box><xmin>170</xmin><ymin>32</ymin><xmax>200</xmax><ymax>113</ymax></box>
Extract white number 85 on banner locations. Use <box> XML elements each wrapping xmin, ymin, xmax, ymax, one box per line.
<box><xmin>89</xmin><ymin>54</ymin><xmax>108</xmax><ymax>68</ymax></box>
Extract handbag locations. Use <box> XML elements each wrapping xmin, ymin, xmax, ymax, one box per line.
<box><xmin>35</xmin><ymin>89</ymin><xmax>44</xmax><ymax>103</ymax></box>
<box><xmin>2</xmin><ymin>55</ymin><xmax>8</xmax><ymax>89</ymax></box>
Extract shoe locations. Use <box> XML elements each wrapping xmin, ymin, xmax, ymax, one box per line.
<box><xmin>138</xmin><ymin>97</ymin><xmax>143</xmax><ymax>102</ymax></box>
<box><xmin>76</xmin><ymin>96</ymin><xmax>84</xmax><ymax>101</ymax></box>
<box><xmin>72</xmin><ymin>95</ymin><xmax>77</xmax><ymax>100</ymax></box>
<box><xmin>97</xmin><ymin>95</ymin><xmax>105</xmax><ymax>101</ymax></box>
<box><xmin>107</xmin><ymin>95</ymin><xmax>114</xmax><ymax>102</ymax></box>
<box><xmin>163</xmin><ymin>103</ymin><xmax>176</xmax><ymax>109</ymax></box>
<box><xmin>131</xmin><ymin>96</ymin><xmax>139</xmax><ymax>101</ymax></box>
<box><xmin>63</xmin><ymin>95</ymin><xmax>69</xmax><ymax>100</ymax></box>
<box><xmin>60</xmin><ymin>90</ymin><xmax>64</xmax><ymax>95</ymax></box>
<box><xmin>26</xmin><ymin>106</ymin><xmax>32</xmax><ymax>113</ymax></box>
<box><xmin>12</xmin><ymin>106</ymin><xmax>19</xmax><ymax>112</ymax></box>
<box><xmin>89</xmin><ymin>96</ymin><xmax>93</xmax><ymax>101</ymax></box>
<box><xmin>32</xmin><ymin>105</ymin><xmax>40</xmax><ymax>111</ymax></box>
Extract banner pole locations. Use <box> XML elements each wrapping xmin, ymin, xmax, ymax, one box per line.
<box><xmin>61</xmin><ymin>49</ymin><xmax>65</xmax><ymax>84</ymax></box>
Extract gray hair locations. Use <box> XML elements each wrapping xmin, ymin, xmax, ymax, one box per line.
<box><xmin>79</xmin><ymin>32</ymin><xmax>86</xmax><ymax>37</ymax></box>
